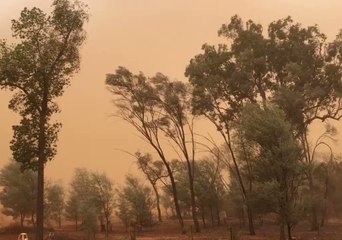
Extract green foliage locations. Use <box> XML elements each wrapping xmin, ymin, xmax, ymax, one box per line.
<box><xmin>65</xmin><ymin>168</ymin><xmax>114</xmax><ymax>238</ymax></box>
<box><xmin>0</xmin><ymin>161</ymin><xmax>37</xmax><ymax>226</ymax></box>
<box><xmin>237</xmin><ymin>104</ymin><xmax>304</xmax><ymax>239</ymax></box>
<box><xmin>194</xmin><ymin>158</ymin><xmax>227</xmax><ymax>226</ymax></box>
<box><xmin>0</xmin><ymin>0</ymin><xmax>88</xmax><ymax>169</ymax></box>
<box><xmin>45</xmin><ymin>182</ymin><xmax>65</xmax><ymax>227</ymax></box>
<box><xmin>106</xmin><ymin>67</ymin><xmax>201</xmax><ymax>232</ymax></box>
<box><xmin>116</xmin><ymin>175</ymin><xmax>154</xmax><ymax>227</ymax></box>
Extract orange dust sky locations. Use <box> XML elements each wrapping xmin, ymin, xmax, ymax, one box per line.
<box><xmin>1</xmin><ymin>0</ymin><xmax>342</xmax><ymax>185</ymax></box>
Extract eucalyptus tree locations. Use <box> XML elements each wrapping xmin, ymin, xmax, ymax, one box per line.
<box><xmin>237</xmin><ymin>104</ymin><xmax>304</xmax><ymax>240</ymax></box>
<box><xmin>66</xmin><ymin>168</ymin><xmax>115</xmax><ymax>239</ymax></box>
<box><xmin>106</xmin><ymin>68</ymin><xmax>200</xmax><ymax>232</ymax></box>
<box><xmin>91</xmin><ymin>172</ymin><xmax>115</xmax><ymax>240</ymax></box>
<box><xmin>135</xmin><ymin>152</ymin><xmax>168</xmax><ymax>222</ymax></box>
<box><xmin>45</xmin><ymin>182</ymin><xmax>64</xmax><ymax>228</ymax></box>
<box><xmin>0</xmin><ymin>1</ymin><xmax>88</xmax><ymax>239</ymax></box>
<box><xmin>195</xmin><ymin>158</ymin><xmax>227</xmax><ymax>227</ymax></box>
<box><xmin>186</xmin><ymin>15</ymin><xmax>342</xmax><ymax>232</ymax></box>
<box><xmin>0</xmin><ymin>161</ymin><xmax>37</xmax><ymax>227</ymax></box>
<box><xmin>67</xmin><ymin>168</ymin><xmax>94</xmax><ymax>229</ymax></box>
<box><xmin>117</xmin><ymin>175</ymin><xmax>154</xmax><ymax>228</ymax></box>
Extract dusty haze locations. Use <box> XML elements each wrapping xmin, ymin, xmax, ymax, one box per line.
<box><xmin>1</xmin><ymin>0</ymin><xmax>342</xmax><ymax>185</ymax></box>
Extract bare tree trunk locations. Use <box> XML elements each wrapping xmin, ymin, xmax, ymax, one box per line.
<box><xmin>166</xmin><ymin>163</ymin><xmax>185</xmax><ymax>233</ymax></box>
<box><xmin>152</xmin><ymin>183</ymin><xmax>162</xmax><ymax>222</ymax></box>
<box><xmin>20</xmin><ymin>213</ymin><xmax>24</xmax><ymax>228</ymax></box>
<box><xmin>36</xmin><ymin>92</ymin><xmax>48</xmax><ymax>240</ymax></box>
<box><xmin>36</xmin><ymin>139</ymin><xmax>45</xmax><ymax>240</ymax></box>
<box><xmin>228</xmin><ymin>143</ymin><xmax>255</xmax><ymax>234</ymax></box>
<box><xmin>287</xmin><ymin>222</ymin><xmax>292</xmax><ymax>240</ymax></box>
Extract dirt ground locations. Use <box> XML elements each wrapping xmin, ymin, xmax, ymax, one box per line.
<box><xmin>2</xmin><ymin>218</ymin><xmax>342</xmax><ymax>240</ymax></box>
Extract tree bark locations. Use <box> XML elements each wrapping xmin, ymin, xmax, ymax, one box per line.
<box><xmin>228</xmin><ymin>143</ymin><xmax>255</xmax><ymax>234</ymax></box>
<box><xmin>165</xmin><ymin>163</ymin><xmax>185</xmax><ymax>233</ymax></box>
<box><xmin>152</xmin><ymin>183</ymin><xmax>162</xmax><ymax>222</ymax></box>
<box><xmin>20</xmin><ymin>213</ymin><xmax>24</xmax><ymax>228</ymax></box>
<box><xmin>36</xmin><ymin>91</ymin><xmax>48</xmax><ymax>240</ymax></box>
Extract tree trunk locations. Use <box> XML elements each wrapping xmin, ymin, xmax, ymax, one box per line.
<box><xmin>246</xmin><ymin>205</ymin><xmax>254</xmax><ymax>233</ymax></box>
<box><xmin>280</xmin><ymin>221</ymin><xmax>286</xmax><ymax>240</ymax></box>
<box><xmin>308</xmin><ymin>175</ymin><xmax>319</xmax><ymax>231</ymax></box>
<box><xmin>20</xmin><ymin>213</ymin><xmax>24</xmax><ymax>228</ymax></box>
<box><xmin>201</xmin><ymin>207</ymin><xmax>206</xmax><ymax>228</ymax></box>
<box><xmin>321</xmin><ymin>173</ymin><xmax>329</xmax><ymax>227</ymax></box>
<box><xmin>75</xmin><ymin>217</ymin><xmax>78</xmax><ymax>231</ymax></box>
<box><xmin>216</xmin><ymin>206</ymin><xmax>221</xmax><ymax>226</ymax></box>
<box><xmin>187</xmin><ymin>164</ymin><xmax>200</xmax><ymax>232</ymax></box>
<box><xmin>36</xmin><ymin>149</ymin><xmax>45</xmax><ymax>240</ymax></box>
<box><xmin>166</xmin><ymin>163</ymin><xmax>185</xmax><ymax>233</ymax></box>
<box><xmin>36</xmin><ymin>93</ymin><xmax>48</xmax><ymax>240</ymax></box>
<box><xmin>152</xmin><ymin>183</ymin><xmax>162</xmax><ymax>222</ymax></box>
<box><xmin>287</xmin><ymin>222</ymin><xmax>292</xmax><ymax>240</ymax></box>
<box><xmin>31</xmin><ymin>213</ymin><xmax>36</xmax><ymax>227</ymax></box>
<box><xmin>105</xmin><ymin>217</ymin><xmax>109</xmax><ymax>240</ymax></box>
<box><xmin>36</xmin><ymin>157</ymin><xmax>44</xmax><ymax>240</ymax></box>
<box><xmin>225</xmin><ymin>138</ymin><xmax>255</xmax><ymax>235</ymax></box>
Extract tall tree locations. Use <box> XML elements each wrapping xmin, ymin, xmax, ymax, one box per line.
<box><xmin>186</xmin><ymin>15</ymin><xmax>342</xmax><ymax>232</ymax></box>
<box><xmin>0</xmin><ymin>161</ymin><xmax>37</xmax><ymax>227</ymax></box>
<box><xmin>106</xmin><ymin>68</ymin><xmax>200</xmax><ymax>232</ymax></box>
<box><xmin>237</xmin><ymin>104</ymin><xmax>304</xmax><ymax>240</ymax></box>
<box><xmin>0</xmin><ymin>1</ymin><xmax>88</xmax><ymax>239</ymax></box>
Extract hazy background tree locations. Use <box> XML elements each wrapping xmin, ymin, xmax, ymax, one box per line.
<box><xmin>135</xmin><ymin>152</ymin><xmax>168</xmax><ymax>222</ymax></box>
<box><xmin>45</xmin><ymin>182</ymin><xmax>65</xmax><ymax>228</ymax></box>
<box><xmin>194</xmin><ymin>158</ymin><xmax>227</xmax><ymax>228</ymax></box>
<box><xmin>0</xmin><ymin>161</ymin><xmax>37</xmax><ymax>227</ymax></box>
<box><xmin>116</xmin><ymin>175</ymin><xmax>154</xmax><ymax>228</ymax></box>
<box><xmin>64</xmin><ymin>190</ymin><xmax>81</xmax><ymax>231</ymax></box>
<box><xmin>91</xmin><ymin>172</ymin><xmax>115</xmax><ymax>240</ymax></box>
<box><xmin>0</xmin><ymin>1</ymin><xmax>88</xmax><ymax>239</ymax></box>
<box><xmin>66</xmin><ymin>168</ymin><xmax>98</xmax><ymax>239</ymax></box>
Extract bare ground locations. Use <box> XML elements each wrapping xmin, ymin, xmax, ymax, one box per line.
<box><xmin>2</xmin><ymin>218</ymin><xmax>342</xmax><ymax>240</ymax></box>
